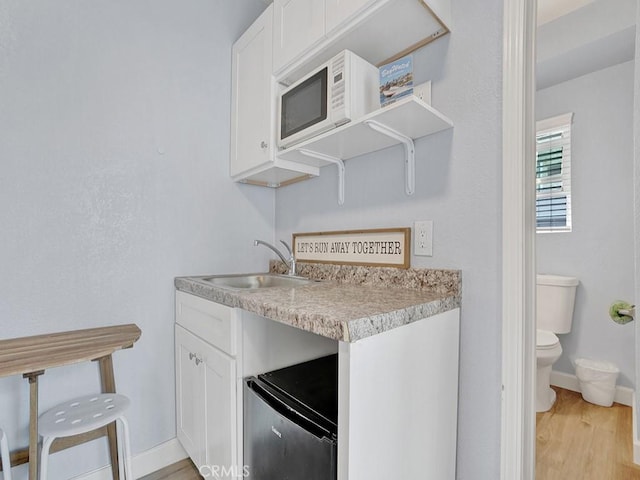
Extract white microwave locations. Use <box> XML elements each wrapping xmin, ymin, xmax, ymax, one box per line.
<box><xmin>278</xmin><ymin>50</ymin><xmax>379</xmax><ymax>149</ymax></box>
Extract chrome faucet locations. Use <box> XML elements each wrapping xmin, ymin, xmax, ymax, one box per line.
<box><xmin>254</xmin><ymin>239</ymin><xmax>297</xmax><ymax>276</ymax></box>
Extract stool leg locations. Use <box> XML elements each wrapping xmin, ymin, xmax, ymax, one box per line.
<box><xmin>0</xmin><ymin>429</ymin><xmax>12</xmax><ymax>480</ymax></box>
<box><xmin>39</xmin><ymin>436</ymin><xmax>54</xmax><ymax>480</ymax></box>
<box><xmin>97</xmin><ymin>356</ymin><xmax>120</xmax><ymax>480</ymax></box>
<box><xmin>116</xmin><ymin>418</ymin><xmax>133</xmax><ymax>480</ymax></box>
<box><xmin>116</xmin><ymin>421</ymin><xmax>124</xmax><ymax>480</ymax></box>
<box><xmin>24</xmin><ymin>371</ymin><xmax>44</xmax><ymax>480</ymax></box>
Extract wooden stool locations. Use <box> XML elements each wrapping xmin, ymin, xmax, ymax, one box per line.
<box><xmin>38</xmin><ymin>394</ymin><xmax>133</xmax><ymax>480</ymax></box>
<box><xmin>0</xmin><ymin>428</ymin><xmax>12</xmax><ymax>480</ymax></box>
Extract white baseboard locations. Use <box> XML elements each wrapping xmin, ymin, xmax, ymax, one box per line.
<box><xmin>550</xmin><ymin>370</ymin><xmax>634</xmax><ymax>407</ymax></box>
<box><xmin>71</xmin><ymin>437</ymin><xmax>188</xmax><ymax>480</ymax></box>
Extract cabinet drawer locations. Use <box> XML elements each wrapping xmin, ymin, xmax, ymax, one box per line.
<box><xmin>176</xmin><ymin>291</ymin><xmax>238</xmax><ymax>356</ymax></box>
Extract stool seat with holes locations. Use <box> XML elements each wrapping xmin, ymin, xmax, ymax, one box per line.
<box><xmin>39</xmin><ymin>394</ymin><xmax>132</xmax><ymax>480</ymax></box>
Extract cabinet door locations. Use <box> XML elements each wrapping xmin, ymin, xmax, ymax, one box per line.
<box><xmin>325</xmin><ymin>0</ymin><xmax>380</xmax><ymax>33</ymax></box>
<box><xmin>204</xmin><ymin>343</ymin><xmax>237</xmax><ymax>470</ymax></box>
<box><xmin>176</xmin><ymin>324</ymin><xmax>238</xmax><ymax>471</ymax></box>
<box><xmin>175</xmin><ymin>325</ymin><xmax>206</xmax><ymax>466</ymax></box>
<box><xmin>230</xmin><ymin>6</ymin><xmax>274</xmax><ymax>178</ymax></box>
<box><xmin>273</xmin><ymin>0</ymin><xmax>326</xmax><ymax>72</ymax></box>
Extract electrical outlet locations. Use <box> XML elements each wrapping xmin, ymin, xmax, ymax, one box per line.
<box><xmin>414</xmin><ymin>220</ymin><xmax>433</xmax><ymax>256</ymax></box>
<box><xmin>413</xmin><ymin>81</ymin><xmax>432</xmax><ymax>105</ymax></box>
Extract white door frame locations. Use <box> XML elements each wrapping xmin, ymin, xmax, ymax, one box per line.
<box><xmin>501</xmin><ymin>0</ymin><xmax>537</xmax><ymax>479</ymax></box>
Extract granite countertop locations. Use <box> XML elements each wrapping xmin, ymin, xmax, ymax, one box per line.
<box><xmin>174</xmin><ymin>262</ymin><xmax>461</xmax><ymax>343</ymax></box>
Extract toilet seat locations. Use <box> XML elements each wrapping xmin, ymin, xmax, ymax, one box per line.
<box><xmin>536</xmin><ymin>329</ymin><xmax>559</xmax><ymax>350</ymax></box>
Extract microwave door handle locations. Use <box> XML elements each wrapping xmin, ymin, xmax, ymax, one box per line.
<box><xmin>298</xmin><ymin>149</ymin><xmax>345</xmax><ymax>206</ymax></box>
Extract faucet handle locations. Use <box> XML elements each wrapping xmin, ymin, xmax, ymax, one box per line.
<box><xmin>280</xmin><ymin>240</ymin><xmax>293</xmax><ymax>257</ymax></box>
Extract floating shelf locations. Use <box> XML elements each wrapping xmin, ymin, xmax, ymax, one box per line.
<box><xmin>276</xmin><ymin>96</ymin><xmax>453</xmax><ymax>204</ymax></box>
<box><xmin>277</xmin><ymin>96</ymin><xmax>453</xmax><ymax>166</ymax></box>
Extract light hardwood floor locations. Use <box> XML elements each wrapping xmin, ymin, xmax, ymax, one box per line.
<box><xmin>139</xmin><ymin>458</ymin><xmax>200</xmax><ymax>480</ymax></box>
<box><xmin>143</xmin><ymin>388</ymin><xmax>640</xmax><ymax>480</ymax></box>
<box><xmin>537</xmin><ymin>387</ymin><xmax>640</xmax><ymax>479</ymax></box>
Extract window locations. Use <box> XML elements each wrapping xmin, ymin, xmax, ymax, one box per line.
<box><xmin>536</xmin><ymin>113</ymin><xmax>573</xmax><ymax>232</ymax></box>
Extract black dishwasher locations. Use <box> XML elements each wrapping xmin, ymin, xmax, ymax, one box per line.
<box><xmin>244</xmin><ymin>354</ymin><xmax>338</xmax><ymax>480</ymax></box>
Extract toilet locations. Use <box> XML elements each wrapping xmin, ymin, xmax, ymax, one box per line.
<box><xmin>536</xmin><ymin>274</ymin><xmax>579</xmax><ymax>412</ymax></box>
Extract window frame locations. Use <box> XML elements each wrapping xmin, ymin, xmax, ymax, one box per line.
<box><xmin>535</xmin><ymin>112</ymin><xmax>574</xmax><ymax>233</ymax></box>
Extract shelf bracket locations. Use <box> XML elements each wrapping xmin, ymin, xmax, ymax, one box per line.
<box><xmin>298</xmin><ymin>149</ymin><xmax>345</xmax><ymax>205</ymax></box>
<box><xmin>364</xmin><ymin>120</ymin><xmax>415</xmax><ymax>195</ymax></box>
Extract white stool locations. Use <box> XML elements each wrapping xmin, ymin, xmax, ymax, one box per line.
<box><xmin>0</xmin><ymin>428</ymin><xmax>12</xmax><ymax>480</ymax></box>
<box><xmin>39</xmin><ymin>394</ymin><xmax>133</xmax><ymax>480</ymax></box>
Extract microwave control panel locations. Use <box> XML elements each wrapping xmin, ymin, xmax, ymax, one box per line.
<box><xmin>330</xmin><ymin>54</ymin><xmax>347</xmax><ymax>125</ymax></box>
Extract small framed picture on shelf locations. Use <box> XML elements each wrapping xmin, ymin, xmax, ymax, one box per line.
<box><xmin>379</xmin><ymin>54</ymin><xmax>414</xmax><ymax>107</ymax></box>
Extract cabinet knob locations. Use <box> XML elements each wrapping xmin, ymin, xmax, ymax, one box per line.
<box><xmin>260</xmin><ymin>141</ymin><xmax>268</xmax><ymax>149</ymax></box>
<box><xmin>189</xmin><ymin>352</ymin><xmax>202</xmax><ymax>366</ymax></box>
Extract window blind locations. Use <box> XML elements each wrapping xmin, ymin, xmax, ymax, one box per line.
<box><xmin>536</xmin><ymin>113</ymin><xmax>573</xmax><ymax>232</ymax></box>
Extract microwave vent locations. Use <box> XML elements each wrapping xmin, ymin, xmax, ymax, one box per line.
<box><xmin>330</xmin><ymin>54</ymin><xmax>346</xmax><ymax>111</ymax></box>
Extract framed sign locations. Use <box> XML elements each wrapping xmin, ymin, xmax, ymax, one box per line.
<box><xmin>293</xmin><ymin>228</ymin><xmax>410</xmax><ymax>269</ymax></box>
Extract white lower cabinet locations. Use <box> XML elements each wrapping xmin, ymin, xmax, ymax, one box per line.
<box><xmin>175</xmin><ymin>325</ymin><xmax>207</xmax><ymax>467</ymax></box>
<box><xmin>337</xmin><ymin>308</ymin><xmax>460</xmax><ymax>479</ymax></box>
<box><xmin>175</xmin><ymin>291</ymin><xmax>337</xmax><ymax>474</ymax></box>
<box><xmin>175</xmin><ymin>325</ymin><xmax>236</xmax><ymax>470</ymax></box>
<box><xmin>175</xmin><ymin>290</ymin><xmax>459</xmax><ymax>478</ymax></box>
<box><xmin>203</xmin><ymin>347</ymin><xmax>236</xmax><ymax>469</ymax></box>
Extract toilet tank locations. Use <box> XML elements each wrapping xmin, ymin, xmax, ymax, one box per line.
<box><xmin>536</xmin><ymin>274</ymin><xmax>579</xmax><ymax>334</ymax></box>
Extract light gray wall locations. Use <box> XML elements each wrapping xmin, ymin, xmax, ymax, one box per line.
<box><xmin>275</xmin><ymin>0</ymin><xmax>503</xmax><ymax>476</ymax></box>
<box><xmin>536</xmin><ymin>60</ymin><xmax>636</xmax><ymax>387</ymax></box>
<box><xmin>0</xmin><ymin>1</ymin><xmax>272</xmax><ymax>478</ymax></box>
<box><xmin>536</xmin><ymin>0</ymin><xmax>635</xmax><ymax>90</ymax></box>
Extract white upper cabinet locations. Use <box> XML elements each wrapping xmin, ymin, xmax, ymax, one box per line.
<box><xmin>273</xmin><ymin>0</ymin><xmax>327</xmax><ymax>74</ymax></box>
<box><xmin>325</xmin><ymin>0</ymin><xmax>378</xmax><ymax>32</ymax></box>
<box><xmin>275</xmin><ymin>0</ymin><xmax>450</xmax><ymax>84</ymax></box>
<box><xmin>230</xmin><ymin>0</ymin><xmax>452</xmax><ymax>191</ymax></box>
<box><xmin>231</xmin><ymin>4</ymin><xmax>320</xmax><ymax>186</ymax></box>
<box><xmin>230</xmin><ymin>6</ymin><xmax>274</xmax><ymax>178</ymax></box>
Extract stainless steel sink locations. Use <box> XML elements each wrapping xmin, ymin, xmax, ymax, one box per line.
<box><xmin>198</xmin><ymin>273</ymin><xmax>316</xmax><ymax>290</ymax></box>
